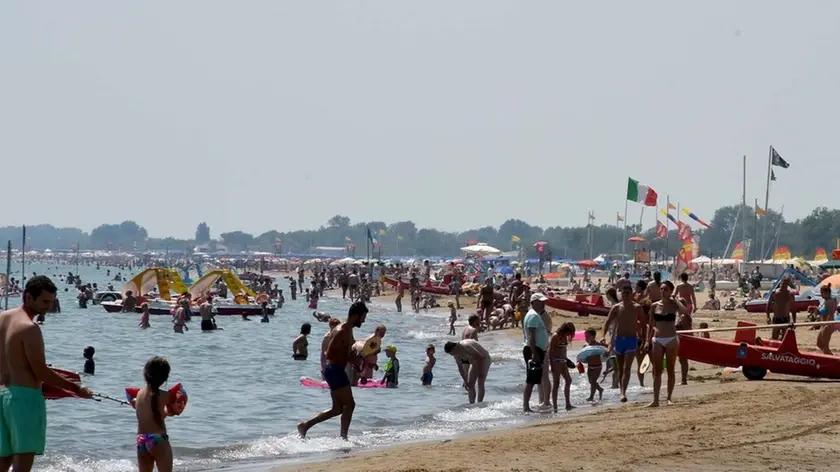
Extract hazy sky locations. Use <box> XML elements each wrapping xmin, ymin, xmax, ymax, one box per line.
<box><xmin>2</xmin><ymin>2</ymin><xmax>837</xmax><ymax>238</ymax></box>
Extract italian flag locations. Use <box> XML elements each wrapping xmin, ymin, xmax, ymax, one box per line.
<box><xmin>626</xmin><ymin>178</ymin><xmax>658</xmax><ymax>206</ymax></box>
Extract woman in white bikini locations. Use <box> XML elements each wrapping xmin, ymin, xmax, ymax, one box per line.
<box><xmin>647</xmin><ymin>281</ymin><xmax>689</xmax><ymax>407</ymax></box>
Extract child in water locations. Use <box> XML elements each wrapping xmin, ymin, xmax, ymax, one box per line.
<box><xmin>548</xmin><ymin>322</ymin><xmax>576</xmax><ymax>412</ymax></box>
<box><xmin>698</xmin><ymin>322</ymin><xmax>710</xmax><ymax>339</ymax></box>
<box><xmin>139</xmin><ymin>303</ymin><xmax>151</xmax><ymax>329</ymax></box>
<box><xmin>448</xmin><ymin>302</ymin><xmax>457</xmax><ymax>335</ymax></box>
<box><xmin>421</xmin><ymin>344</ymin><xmax>436</xmax><ymax>385</ymax></box>
<box><xmin>292</xmin><ymin>323</ymin><xmax>311</xmax><ymax>360</ymax></box>
<box><xmin>580</xmin><ymin>328</ymin><xmax>607</xmax><ymax>402</ymax></box>
<box><xmin>135</xmin><ymin>356</ymin><xmax>173</xmax><ymax>472</ymax></box>
<box><xmin>83</xmin><ymin>346</ymin><xmax>95</xmax><ymax>375</ymax></box>
<box><xmin>261</xmin><ymin>301</ymin><xmax>270</xmax><ymax>323</ymax></box>
<box><xmin>382</xmin><ymin>345</ymin><xmax>400</xmax><ymax>388</ymax></box>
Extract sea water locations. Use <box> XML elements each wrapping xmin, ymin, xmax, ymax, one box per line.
<box><xmin>10</xmin><ymin>262</ymin><xmax>640</xmax><ymax>471</ymax></box>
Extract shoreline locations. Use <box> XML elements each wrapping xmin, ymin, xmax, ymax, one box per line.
<box><xmin>268</xmin><ymin>291</ymin><xmax>840</xmax><ymax>472</ymax></box>
<box><xmin>275</xmin><ymin>377</ymin><xmax>840</xmax><ymax>472</ymax></box>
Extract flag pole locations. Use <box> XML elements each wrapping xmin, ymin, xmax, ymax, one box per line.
<box><xmin>760</xmin><ymin>145</ymin><xmax>772</xmax><ymax>260</ymax></box>
<box><xmin>621</xmin><ymin>198</ymin><xmax>628</xmax><ymax>258</ymax></box>
<box><xmin>753</xmin><ymin>199</ymin><xmax>759</xmax><ymax>262</ymax></box>
<box><xmin>664</xmin><ymin>196</ymin><xmax>670</xmax><ymax>261</ymax></box>
<box><xmin>20</xmin><ymin>225</ymin><xmax>26</xmax><ymax>285</ymax></box>
<box><xmin>741</xmin><ymin>155</ymin><xmax>747</xmax><ymax>261</ymax></box>
<box><xmin>4</xmin><ymin>240</ymin><xmax>10</xmax><ymax>310</ymax></box>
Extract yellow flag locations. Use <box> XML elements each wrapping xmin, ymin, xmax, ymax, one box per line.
<box><xmin>378</xmin><ymin>228</ymin><xmax>387</xmax><ymax>236</ymax></box>
<box><xmin>755</xmin><ymin>204</ymin><xmax>766</xmax><ymax>216</ymax></box>
<box><xmin>511</xmin><ymin>235</ymin><xmax>521</xmax><ymax>243</ymax></box>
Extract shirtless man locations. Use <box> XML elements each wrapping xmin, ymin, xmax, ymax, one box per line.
<box><xmin>320</xmin><ymin>318</ymin><xmax>341</xmax><ymax>377</ymax></box>
<box><xmin>478</xmin><ymin>279</ymin><xmax>495</xmax><ymax>326</ymax></box>
<box><xmin>0</xmin><ymin>276</ymin><xmax>93</xmax><ymax>471</ymax></box>
<box><xmin>444</xmin><ymin>339</ymin><xmax>491</xmax><ymax>403</ymax></box>
<box><xmin>767</xmin><ymin>276</ymin><xmax>795</xmax><ymax>340</ymax></box>
<box><xmin>199</xmin><ymin>296</ymin><xmax>216</xmax><ymax>331</ymax></box>
<box><xmin>347</xmin><ymin>270</ymin><xmax>360</xmax><ymax>301</ymax></box>
<box><xmin>121</xmin><ymin>290</ymin><xmax>137</xmax><ymax>313</ymax></box>
<box><xmin>615</xmin><ymin>272</ymin><xmax>632</xmax><ymax>299</ymax></box>
<box><xmin>602</xmin><ymin>283</ymin><xmax>644</xmax><ymax>403</ymax></box>
<box><xmin>675</xmin><ymin>273</ymin><xmax>697</xmax><ymax>314</ymax></box>
<box><xmin>458</xmin><ymin>315</ymin><xmax>480</xmax><ymax>385</ymax></box>
<box><xmin>298</xmin><ymin>301</ymin><xmax>368</xmax><ymax>440</ymax></box>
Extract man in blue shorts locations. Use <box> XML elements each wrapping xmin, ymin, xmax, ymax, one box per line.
<box><xmin>602</xmin><ymin>283</ymin><xmax>643</xmax><ymax>403</ymax></box>
<box><xmin>298</xmin><ymin>301</ymin><xmax>368</xmax><ymax>440</ymax></box>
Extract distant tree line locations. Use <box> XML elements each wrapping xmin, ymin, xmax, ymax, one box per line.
<box><xmin>0</xmin><ymin>204</ymin><xmax>838</xmax><ymax>259</ymax></box>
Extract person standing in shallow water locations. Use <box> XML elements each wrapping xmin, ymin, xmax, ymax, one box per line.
<box><xmin>298</xmin><ymin>302</ymin><xmax>368</xmax><ymax>440</ymax></box>
<box><xmin>0</xmin><ymin>276</ymin><xmax>93</xmax><ymax>472</ymax></box>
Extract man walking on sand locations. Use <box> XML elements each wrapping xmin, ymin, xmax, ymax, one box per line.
<box><xmin>602</xmin><ymin>283</ymin><xmax>643</xmax><ymax>403</ymax></box>
<box><xmin>0</xmin><ymin>276</ymin><xmax>93</xmax><ymax>472</ymax></box>
<box><xmin>298</xmin><ymin>301</ymin><xmax>368</xmax><ymax>440</ymax></box>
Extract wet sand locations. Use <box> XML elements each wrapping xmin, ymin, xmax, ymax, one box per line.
<box><xmin>275</xmin><ymin>287</ymin><xmax>840</xmax><ymax>472</ymax></box>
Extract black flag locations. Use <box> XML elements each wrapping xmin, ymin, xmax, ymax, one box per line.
<box><xmin>771</xmin><ymin>170</ymin><xmax>776</xmax><ymax>181</ymax></box>
<box><xmin>770</xmin><ymin>146</ymin><xmax>790</xmax><ymax>168</ymax></box>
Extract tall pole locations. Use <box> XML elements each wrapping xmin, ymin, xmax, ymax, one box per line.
<box><xmin>760</xmin><ymin>145</ymin><xmax>772</xmax><ymax>259</ymax></box>
<box><xmin>741</xmin><ymin>155</ymin><xmax>747</xmax><ymax>260</ymax></box>
<box><xmin>665</xmin><ymin>196</ymin><xmax>670</xmax><ymax>262</ymax></box>
<box><xmin>4</xmin><ymin>241</ymin><xmax>11</xmax><ymax>310</ymax></box>
<box><xmin>621</xmin><ymin>199</ymin><xmax>628</xmax><ymax>258</ymax></box>
<box><xmin>753</xmin><ymin>199</ymin><xmax>759</xmax><ymax>262</ymax></box>
<box><xmin>75</xmin><ymin>242</ymin><xmax>80</xmax><ymax>276</ymax></box>
<box><xmin>20</xmin><ymin>225</ymin><xmax>26</xmax><ymax>284</ymax></box>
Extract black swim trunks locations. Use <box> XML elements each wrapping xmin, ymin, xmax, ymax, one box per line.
<box><xmin>522</xmin><ymin>346</ymin><xmax>545</xmax><ymax>385</ymax></box>
<box><xmin>200</xmin><ymin>319</ymin><xmax>215</xmax><ymax>331</ymax></box>
<box><xmin>323</xmin><ymin>364</ymin><xmax>350</xmax><ymax>391</ymax></box>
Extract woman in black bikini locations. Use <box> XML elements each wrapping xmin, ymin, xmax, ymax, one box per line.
<box><xmin>647</xmin><ymin>281</ymin><xmax>689</xmax><ymax>407</ymax></box>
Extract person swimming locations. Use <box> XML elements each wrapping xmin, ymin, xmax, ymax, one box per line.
<box><xmin>293</xmin><ymin>323</ymin><xmax>311</xmax><ymax>360</ymax></box>
<box><xmin>83</xmin><ymin>346</ymin><xmax>96</xmax><ymax>375</ymax></box>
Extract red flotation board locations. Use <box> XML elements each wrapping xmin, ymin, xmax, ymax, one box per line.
<box><xmin>125</xmin><ymin>383</ymin><xmax>189</xmax><ymax>416</ymax></box>
<box><xmin>42</xmin><ymin>368</ymin><xmax>83</xmax><ymax>400</ymax></box>
<box><xmin>300</xmin><ymin>376</ymin><xmax>386</xmax><ymax>389</ymax></box>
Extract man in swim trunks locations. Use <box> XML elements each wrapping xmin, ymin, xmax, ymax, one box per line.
<box><xmin>675</xmin><ymin>272</ymin><xmax>697</xmax><ymax>314</ymax></box>
<box><xmin>478</xmin><ymin>279</ymin><xmax>495</xmax><ymax>326</ymax></box>
<box><xmin>0</xmin><ymin>276</ymin><xmax>93</xmax><ymax>471</ymax></box>
<box><xmin>199</xmin><ymin>296</ymin><xmax>216</xmax><ymax>331</ymax></box>
<box><xmin>602</xmin><ymin>283</ymin><xmax>643</xmax><ymax>403</ymax></box>
<box><xmin>767</xmin><ymin>276</ymin><xmax>795</xmax><ymax>340</ymax></box>
<box><xmin>522</xmin><ymin>293</ymin><xmax>550</xmax><ymax>412</ymax></box>
<box><xmin>615</xmin><ymin>272</ymin><xmax>632</xmax><ymax>299</ymax></box>
<box><xmin>298</xmin><ymin>301</ymin><xmax>368</xmax><ymax>440</ymax></box>
<box><xmin>444</xmin><ymin>339</ymin><xmax>491</xmax><ymax>404</ymax></box>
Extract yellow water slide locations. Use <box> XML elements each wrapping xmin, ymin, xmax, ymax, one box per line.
<box><xmin>122</xmin><ymin>267</ymin><xmax>190</xmax><ymax>301</ymax></box>
<box><xmin>189</xmin><ymin>269</ymin><xmax>256</xmax><ymax>301</ymax></box>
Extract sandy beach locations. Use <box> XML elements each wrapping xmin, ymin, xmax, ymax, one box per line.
<box><xmin>276</xmin><ymin>288</ymin><xmax>840</xmax><ymax>472</ymax></box>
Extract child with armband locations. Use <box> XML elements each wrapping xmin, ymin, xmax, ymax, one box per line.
<box><xmin>135</xmin><ymin>357</ymin><xmax>174</xmax><ymax>472</ymax></box>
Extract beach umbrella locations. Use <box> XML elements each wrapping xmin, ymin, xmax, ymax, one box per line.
<box><xmin>460</xmin><ymin>243</ymin><xmax>502</xmax><ymax>257</ymax></box>
<box><xmin>691</xmin><ymin>255</ymin><xmax>712</xmax><ymax>264</ymax></box>
<box><xmin>577</xmin><ymin>260</ymin><xmax>600</xmax><ymax>269</ymax></box>
<box><xmin>628</xmin><ymin>236</ymin><xmax>646</xmax><ymax>243</ymax></box>
<box><xmin>817</xmin><ymin>274</ymin><xmax>840</xmax><ymax>290</ymax></box>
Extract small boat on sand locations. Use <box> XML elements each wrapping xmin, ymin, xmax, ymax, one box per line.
<box><xmin>678</xmin><ymin>320</ymin><xmax>840</xmax><ymax>381</ymax></box>
<box><xmin>545</xmin><ymin>293</ymin><xmax>610</xmax><ymax>317</ymax></box>
<box><xmin>744</xmin><ymin>292</ymin><xmax>820</xmax><ymax>313</ymax></box>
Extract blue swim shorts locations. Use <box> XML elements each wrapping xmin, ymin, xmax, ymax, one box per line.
<box><xmin>614</xmin><ymin>336</ymin><xmax>638</xmax><ymax>355</ymax></box>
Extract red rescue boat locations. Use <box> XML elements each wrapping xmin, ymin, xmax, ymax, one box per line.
<box><xmin>744</xmin><ymin>292</ymin><xmax>820</xmax><ymax>313</ymax></box>
<box><xmin>678</xmin><ymin>321</ymin><xmax>840</xmax><ymax>380</ymax></box>
<box><xmin>383</xmin><ymin>277</ymin><xmax>452</xmax><ymax>296</ymax></box>
<box><xmin>545</xmin><ymin>293</ymin><xmax>610</xmax><ymax>317</ymax></box>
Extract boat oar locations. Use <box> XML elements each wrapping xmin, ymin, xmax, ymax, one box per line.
<box><xmin>93</xmin><ymin>393</ymin><xmax>131</xmax><ymax>406</ymax></box>
<box><xmin>679</xmin><ymin>320</ymin><xmax>840</xmax><ymax>335</ymax></box>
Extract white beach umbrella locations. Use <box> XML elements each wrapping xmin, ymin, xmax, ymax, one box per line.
<box><xmin>460</xmin><ymin>243</ymin><xmax>502</xmax><ymax>256</ymax></box>
<box><xmin>691</xmin><ymin>255</ymin><xmax>712</xmax><ymax>264</ymax></box>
